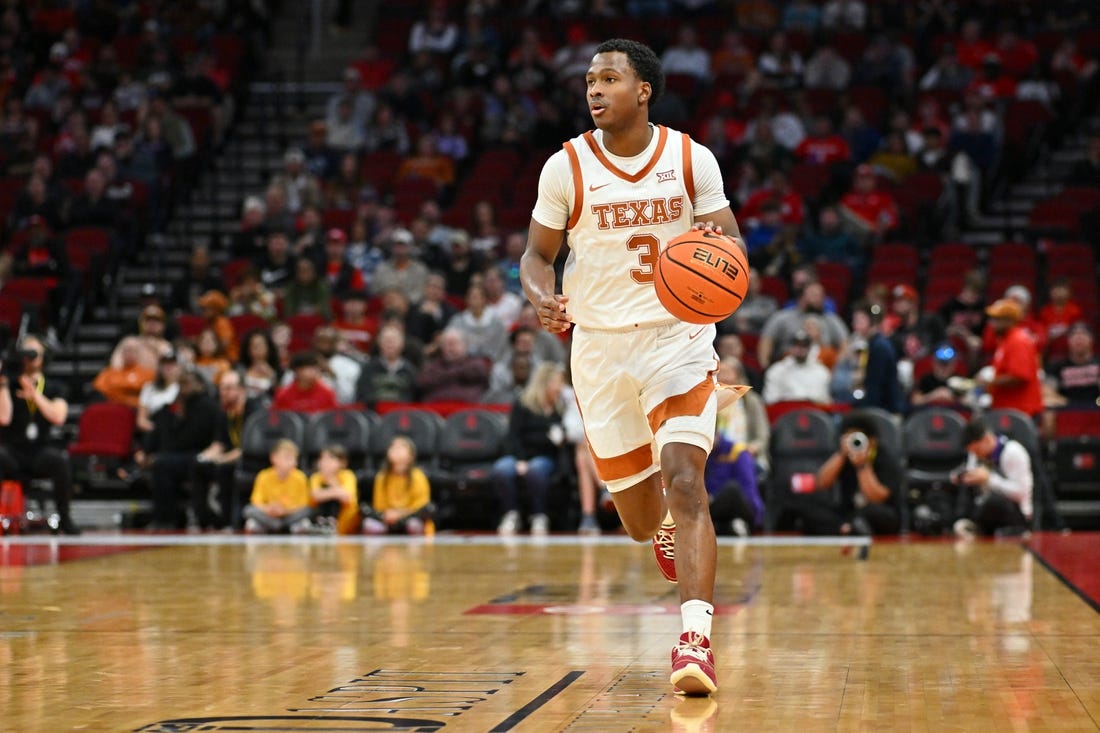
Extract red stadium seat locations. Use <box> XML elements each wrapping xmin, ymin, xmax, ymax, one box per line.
<box><xmin>67</xmin><ymin>403</ymin><xmax>137</xmax><ymax>460</ymax></box>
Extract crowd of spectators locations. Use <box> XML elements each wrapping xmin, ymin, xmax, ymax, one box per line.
<box><xmin>2</xmin><ymin>0</ymin><xmax>1099</xmax><ymax>535</ymax></box>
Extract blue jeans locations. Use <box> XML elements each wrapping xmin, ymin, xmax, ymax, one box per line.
<box><xmin>491</xmin><ymin>454</ymin><xmax>556</xmax><ymax>516</ymax></box>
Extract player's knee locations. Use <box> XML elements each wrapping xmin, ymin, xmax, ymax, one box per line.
<box><xmin>664</xmin><ymin>467</ymin><xmax>706</xmax><ymax>512</ymax></box>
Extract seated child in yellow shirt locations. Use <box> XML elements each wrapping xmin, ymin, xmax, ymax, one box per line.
<box><xmin>362</xmin><ymin>435</ymin><xmax>434</xmax><ymax>535</ymax></box>
<box><xmin>243</xmin><ymin>439</ymin><xmax>313</xmax><ymax>534</ymax></box>
<box><xmin>309</xmin><ymin>444</ymin><xmax>360</xmax><ymax>535</ymax></box>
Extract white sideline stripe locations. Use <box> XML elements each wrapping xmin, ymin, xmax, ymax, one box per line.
<box><xmin>0</xmin><ymin>534</ymin><xmax>871</xmax><ymax>548</ymax></box>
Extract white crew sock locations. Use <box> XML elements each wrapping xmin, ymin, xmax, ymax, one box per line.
<box><xmin>681</xmin><ymin>599</ymin><xmax>714</xmax><ymax>639</ymax></box>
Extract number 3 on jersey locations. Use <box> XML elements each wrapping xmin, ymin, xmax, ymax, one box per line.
<box><xmin>627</xmin><ymin>233</ymin><xmax>660</xmax><ymax>284</ymax></box>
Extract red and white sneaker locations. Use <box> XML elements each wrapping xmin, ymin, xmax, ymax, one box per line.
<box><xmin>670</xmin><ymin>631</ymin><xmax>717</xmax><ymax>695</ymax></box>
<box><xmin>653</xmin><ymin>524</ymin><xmax>677</xmax><ymax>583</ymax></box>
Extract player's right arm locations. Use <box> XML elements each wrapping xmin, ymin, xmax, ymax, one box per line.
<box><xmin>521</xmin><ymin>150</ymin><xmax>574</xmax><ymax>334</ymax></box>
<box><xmin>521</xmin><ymin>220</ymin><xmax>572</xmax><ymax>334</ymax></box>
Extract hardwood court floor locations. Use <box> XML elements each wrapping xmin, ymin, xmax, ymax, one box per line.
<box><xmin>1</xmin><ymin>533</ymin><xmax>1098</xmax><ymax>732</ymax></box>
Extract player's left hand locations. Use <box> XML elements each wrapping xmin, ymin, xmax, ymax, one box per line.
<box><xmin>691</xmin><ymin>221</ymin><xmax>726</xmax><ymax>236</ymax></box>
<box><xmin>691</xmin><ymin>221</ymin><xmax>745</xmax><ymax>255</ymax></box>
<box><xmin>536</xmin><ymin>294</ymin><xmax>573</xmax><ymax>334</ymax></box>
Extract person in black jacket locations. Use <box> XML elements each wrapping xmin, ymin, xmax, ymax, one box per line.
<box><xmin>0</xmin><ymin>334</ymin><xmax>79</xmax><ymax>534</ymax></box>
<box><xmin>492</xmin><ymin>362</ymin><xmax>568</xmax><ymax>536</ymax></box>
<box><xmin>136</xmin><ymin>368</ymin><xmax>223</xmax><ymax>529</ymax></box>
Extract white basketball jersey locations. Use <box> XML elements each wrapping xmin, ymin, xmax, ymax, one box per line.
<box><xmin>561</xmin><ymin>125</ymin><xmax>699</xmax><ymax>331</ymax></box>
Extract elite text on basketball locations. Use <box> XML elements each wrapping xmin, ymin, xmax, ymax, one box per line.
<box><xmin>691</xmin><ymin>248</ymin><xmax>741</xmax><ymax>280</ymax></box>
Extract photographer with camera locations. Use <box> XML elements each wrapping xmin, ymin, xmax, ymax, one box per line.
<box><xmin>951</xmin><ymin>417</ymin><xmax>1032</xmax><ymax>538</ymax></box>
<box><xmin>789</xmin><ymin>413</ymin><xmax>903</xmax><ymax>536</ymax></box>
<box><xmin>0</xmin><ymin>334</ymin><xmax>80</xmax><ymax>534</ymax></box>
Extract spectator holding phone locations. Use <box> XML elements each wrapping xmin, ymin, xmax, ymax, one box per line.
<box><xmin>951</xmin><ymin>417</ymin><xmax>1032</xmax><ymax>538</ymax></box>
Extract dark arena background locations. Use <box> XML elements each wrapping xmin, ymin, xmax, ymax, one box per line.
<box><xmin>1</xmin><ymin>1</ymin><xmax>1098</xmax><ymax>730</ymax></box>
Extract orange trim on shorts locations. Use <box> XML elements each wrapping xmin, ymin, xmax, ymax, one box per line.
<box><xmin>564</xmin><ymin>140</ymin><xmax>584</xmax><ymax>230</ymax></box>
<box><xmin>646</xmin><ymin>376</ymin><xmax>716</xmax><ymax>434</ymax></box>
<box><xmin>583</xmin><ymin>125</ymin><xmax>669</xmax><ymax>183</ymax></box>
<box><xmin>681</xmin><ymin>132</ymin><xmax>695</xmax><ymax>203</ymax></box>
<box><xmin>589</xmin><ymin>442</ymin><xmax>654</xmax><ymax>482</ymax></box>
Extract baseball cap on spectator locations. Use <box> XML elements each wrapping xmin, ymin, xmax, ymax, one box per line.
<box><xmin>792</xmin><ymin>330</ymin><xmax>812</xmax><ymax>346</ymax></box>
<box><xmin>934</xmin><ymin>343</ymin><xmax>957</xmax><ymax>362</ymax></box>
<box><xmin>49</xmin><ymin>42</ymin><xmax>68</xmax><ymax>60</ymax></box>
<box><xmin>985</xmin><ymin>299</ymin><xmax>1023</xmax><ymax>322</ymax></box>
<box><xmin>243</xmin><ymin>195</ymin><xmax>266</xmax><ymax>216</ymax></box>
<box><xmin>389</xmin><ymin>228</ymin><xmax>414</xmax><ymax>245</ymax></box>
<box><xmin>284</xmin><ymin>148</ymin><xmax>305</xmax><ymax>165</ymax></box>
<box><xmin>892</xmin><ymin>284</ymin><xmax>918</xmax><ymax>301</ymax></box>
<box><xmin>1068</xmin><ymin>321</ymin><xmax>1092</xmax><ymax>337</ymax></box>
<box><xmin>160</xmin><ymin>348</ymin><xmax>177</xmax><ymax>363</ymax></box>
<box><xmin>326</xmin><ymin>228</ymin><xmax>347</xmax><ymax>244</ymax></box>
<box><xmin>1004</xmin><ymin>284</ymin><xmax>1032</xmax><ymax>308</ymax></box>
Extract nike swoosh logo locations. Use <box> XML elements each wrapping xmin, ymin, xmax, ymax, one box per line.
<box><xmin>688</xmin><ymin>327</ymin><xmax>707</xmax><ymax>340</ymax></box>
<box><xmin>588</xmin><ymin>182</ymin><xmax>612</xmax><ymax>192</ymax></box>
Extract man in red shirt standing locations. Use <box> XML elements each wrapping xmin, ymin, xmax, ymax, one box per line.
<box><xmin>979</xmin><ymin>299</ymin><xmax>1043</xmax><ymax>418</ymax></box>
<box><xmin>272</xmin><ymin>351</ymin><xmax>338</xmax><ymax>413</ymax></box>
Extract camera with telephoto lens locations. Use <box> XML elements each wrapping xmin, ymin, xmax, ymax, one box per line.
<box><xmin>846</xmin><ymin>431</ymin><xmax>869</xmax><ymax>453</ymax></box>
<box><xmin>0</xmin><ymin>346</ymin><xmax>39</xmax><ymax>380</ymax></box>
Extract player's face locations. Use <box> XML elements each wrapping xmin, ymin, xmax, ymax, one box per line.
<box><xmin>585</xmin><ymin>51</ymin><xmax>647</xmax><ymax>130</ymax></box>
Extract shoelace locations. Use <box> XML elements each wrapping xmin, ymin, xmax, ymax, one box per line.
<box><xmin>676</xmin><ymin>632</ymin><xmax>712</xmax><ymax>662</ymax></box>
<box><xmin>655</xmin><ymin>526</ymin><xmax>676</xmax><ymax>560</ymax></box>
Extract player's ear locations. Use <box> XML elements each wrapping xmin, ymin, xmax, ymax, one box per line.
<box><xmin>639</xmin><ymin>81</ymin><xmax>650</xmax><ymax>103</ymax></box>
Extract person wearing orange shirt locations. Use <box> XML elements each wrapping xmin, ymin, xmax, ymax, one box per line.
<box><xmin>92</xmin><ymin>336</ymin><xmax>156</xmax><ymax>408</ymax></box>
<box><xmin>197</xmin><ymin>289</ymin><xmax>238</xmax><ymax>362</ymax></box>
<box><xmin>978</xmin><ymin>299</ymin><xmax>1043</xmax><ymax>418</ymax></box>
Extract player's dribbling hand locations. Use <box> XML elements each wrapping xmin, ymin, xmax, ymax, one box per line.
<box><xmin>691</xmin><ymin>221</ymin><xmax>746</xmax><ymax>255</ymax></box>
<box><xmin>537</xmin><ymin>294</ymin><xmax>572</xmax><ymax>333</ymax></box>
<box><xmin>691</xmin><ymin>220</ymin><xmax>725</xmax><ymax>236</ymax></box>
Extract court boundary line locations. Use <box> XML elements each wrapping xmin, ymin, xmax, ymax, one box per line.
<box><xmin>0</xmin><ymin>533</ymin><xmax>872</xmax><ymax>548</ymax></box>
<box><xmin>1024</xmin><ymin>544</ymin><xmax>1100</xmax><ymax>615</ymax></box>
<box><xmin>490</xmin><ymin>670</ymin><xmax>585</xmax><ymax>732</ymax></box>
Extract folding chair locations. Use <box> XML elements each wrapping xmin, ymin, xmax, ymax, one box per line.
<box><xmin>765</xmin><ymin>408</ymin><xmax>837</xmax><ymax>531</ymax></box>
<box><xmin>433</xmin><ymin>408</ymin><xmax>509</xmax><ymax>529</ymax></box>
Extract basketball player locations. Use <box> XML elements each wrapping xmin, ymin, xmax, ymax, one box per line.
<box><xmin>520</xmin><ymin>38</ymin><xmax>746</xmax><ymax>696</ymax></box>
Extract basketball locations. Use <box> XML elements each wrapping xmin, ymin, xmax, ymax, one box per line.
<box><xmin>653</xmin><ymin>230</ymin><xmax>750</xmax><ymax>324</ymax></box>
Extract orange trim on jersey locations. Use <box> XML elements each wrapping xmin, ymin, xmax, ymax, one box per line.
<box><xmin>564</xmin><ymin>140</ymin><xmax>584</xmax><ymax>230</ymax></box>
<box><xmin>590</xmin><ymin>442</ymin><xmax>654</xmax><ymax>482</ymax></box>
<box><xmin>681</xmin><ymin>132</ymin><xmax>695</xmax><ymax>204</ymax></box>
<box><xmin>646</xmin><ymin>375</ymin><xmax>716</xmax><ymax>434</ymax></box>
<box><xmin>582</xmin><ymin>125</ymin><xmax>669</xmax><ymax>183</ymax></box>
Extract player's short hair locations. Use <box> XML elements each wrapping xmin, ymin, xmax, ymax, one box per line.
<box><xmin>594</xmin><ymin>38</ymin><xmax>664</xmax><ymax>106</ymax></box>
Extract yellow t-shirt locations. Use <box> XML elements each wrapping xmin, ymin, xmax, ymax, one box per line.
<box><xmin>250</xmin><ymin>467</ymin><xmax>311</xmax><ymax>510</ymax></box>
<box><xmin>309</xmin><ymin>468</ymin><xmax>360</xmax><ymax>535</ymax></box>
<box><xmin>371</xmin><ymin>467</ymin><xmax>431</xmax><ymax>513</ymax></box>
